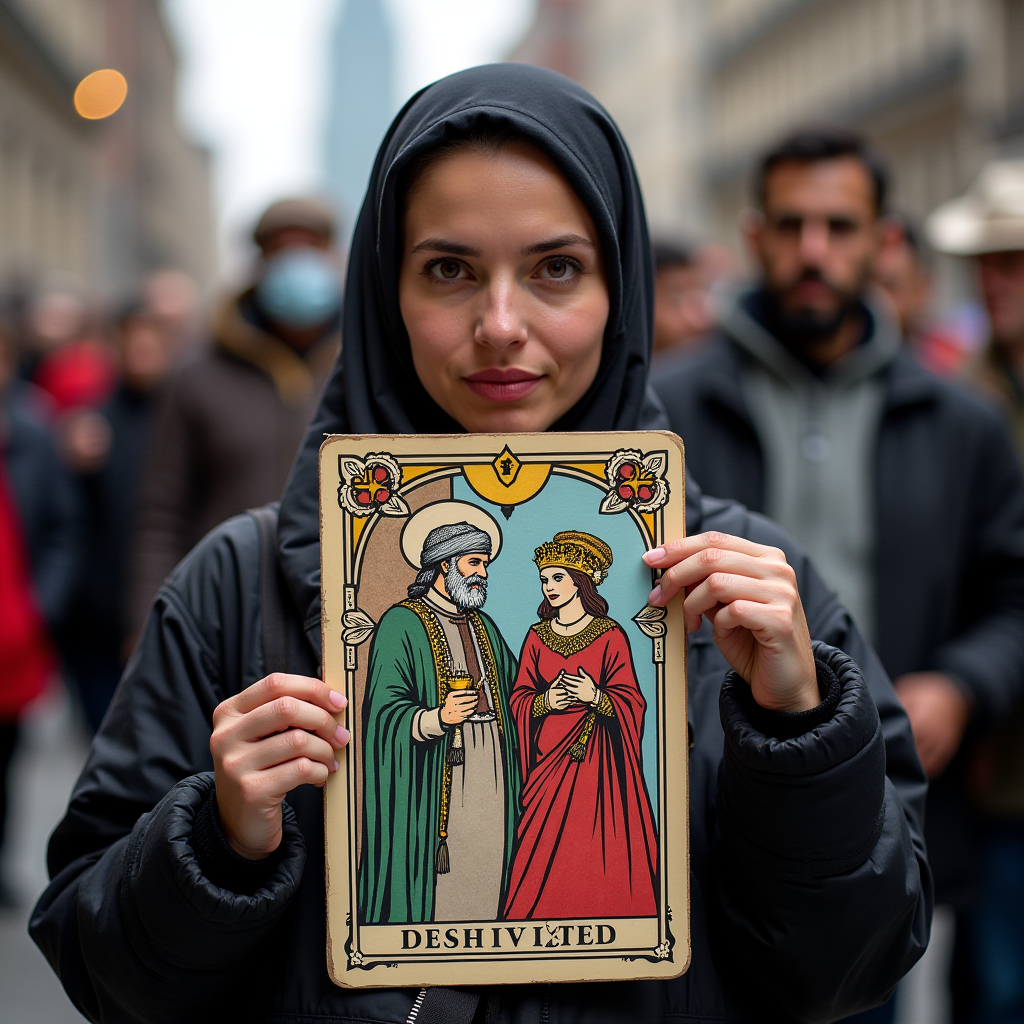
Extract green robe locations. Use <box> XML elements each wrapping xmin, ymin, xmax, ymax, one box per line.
<box><xmin>359</xmin><ymin>601</ymin><xmax>520</xmax><ymax>924</ymax></box>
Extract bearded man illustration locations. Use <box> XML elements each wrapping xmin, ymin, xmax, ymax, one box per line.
<box><xmin>359</xmin><ymin>501</ymin><xmax>520</xmax><ymax>924</ymax></box>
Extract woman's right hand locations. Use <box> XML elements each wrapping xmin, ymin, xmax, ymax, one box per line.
<box><xmin>210</xmin><ymin>674</ymin><xmax>349</xmax><ymax>860</ymax></box>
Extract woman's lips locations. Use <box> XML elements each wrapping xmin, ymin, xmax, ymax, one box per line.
<box><xmin>463</xmin><ymin>368</ymin><xmax>544</xmax><ymax>402</ymax></box>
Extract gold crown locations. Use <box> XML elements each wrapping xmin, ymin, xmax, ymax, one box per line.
<box><xmin>533</xmin><ymin>531</ymin><xmax>613</xmax><ymax>584</ymax></box>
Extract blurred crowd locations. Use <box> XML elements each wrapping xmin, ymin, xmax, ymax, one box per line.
<box><xmin>3</xmin><ymin>124</ymin><xmax>1024</xmax><ymax>1023</ymax></box>
<box><xmin>0</xmin><ymin>196</ymin><xmax>344</xmax><ymax>895</ymax></box>
<box><xmin>653</xmin><ymin>131</ymin><xmax>1024</xmax><ymax>1024</ymax></box>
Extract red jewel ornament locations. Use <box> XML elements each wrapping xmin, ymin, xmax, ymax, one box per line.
<box><xmin>637</xmin><ymin>485</ymin><xmax>652</xmax><ymax>501</ymax></box>
<box><xmin>617</xmin><ymin>484</ymin><xmax>633</xmax><ymax>500</ymax></box>
<box><xmin>356</xmin><ymin>490</ymin><xmax>372</xmax><ymax>505</ymax></box>
<box><xmin>374</xmin><ymin>488</ymin><xmax>390</xmax><ymax>503</ymax></box>
<box><xmin>373</xmin><ymin>466</ymin><xmax>388</xmax><ymax>483</ymax></box>
<box><xmin>618</xmin><ymin>462</ymin><xmax>636</xmax><ymax>480</ymax></box>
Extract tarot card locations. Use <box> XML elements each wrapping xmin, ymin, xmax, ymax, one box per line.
<box><xmin>320</xmin><ymin>431</ymin><xmax>688</xmax><ymax>987</ymax></box>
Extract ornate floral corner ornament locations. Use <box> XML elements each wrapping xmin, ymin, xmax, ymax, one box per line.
<box><xmin>633</xmin><ymin>603</ymin><xmax>667</xmax><ymax>638</ymax></box>
<box><xmin>599</xmin><ymin>449</ymin><xmax>669</xmax><ymax>515</ymax></box>
<box><xmin>342</xmin><ymin>609</ymin><xmax>376</xmax><ymax>646</ymax></box>
<box><xmin>338</xmin><ymin>452</ymin><xmax>409</xmax><ymax>517</ymax></box>
<box><xmin>623</xmin><ymin>935</ymin><xmax>674</xmax><ymax>965</ymax></box>
<box><xmin>343</xmin><ymin>929</ymin><xmax>367</xmax><ymax>971</ymax></box>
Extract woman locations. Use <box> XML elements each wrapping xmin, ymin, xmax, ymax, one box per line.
<box><xmin>31</xmin><ymin>64</ymin><xmax>929</xmax><ymax>1023</ymax></box>
<box><xmin>505</xmin><ymin>531</ymin><xmax>658</xmax><ymax>920</ymax></box>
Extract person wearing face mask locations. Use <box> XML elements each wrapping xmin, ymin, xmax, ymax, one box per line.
<box><xmin>128</xmin><ymin>198</ymin><xmax>342</xmax><ymax>635</ymax></box>
<box><xmin>33</xmin><ymin>68</ymin><xmax>928</xmax><ymax>1024</ymax></box>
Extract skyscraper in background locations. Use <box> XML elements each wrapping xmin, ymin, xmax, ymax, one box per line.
<box><xmin>323</xmin><ymin>0</ymin><xmax>396</xmax><ymax>238</ymax></box>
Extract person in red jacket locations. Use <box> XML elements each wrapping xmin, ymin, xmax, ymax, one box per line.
<box><xmin>0</xmin><ymin>322</ymin><xmax>80</xmax><ymax>906</ymax></box>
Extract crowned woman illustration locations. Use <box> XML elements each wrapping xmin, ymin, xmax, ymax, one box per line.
<box><xmin>504</xmin><ymin>531</ymin><xmax>658</xmax><ymax>920</ymax></box>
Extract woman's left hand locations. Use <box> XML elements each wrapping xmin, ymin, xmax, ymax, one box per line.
<box><xmin>644</xmin><ymin>532</ymin><xmax>819</xmax><ymax>713</ymax></box>
<box><xmin>562</xmin><ymin>668</ymin><xmax>598</xmax><ymax>705</ymax></box>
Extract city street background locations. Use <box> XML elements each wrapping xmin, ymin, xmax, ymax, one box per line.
<box><xmin>3</xmin><ymin>0</ymin><xmax>1024</xmax><ymax>1020</ymax></box>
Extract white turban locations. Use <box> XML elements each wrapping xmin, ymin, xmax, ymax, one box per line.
<box><xmin>408</xmin><ymin>522</ymin><xmax>492</xmax><ymax>598</ymax></box>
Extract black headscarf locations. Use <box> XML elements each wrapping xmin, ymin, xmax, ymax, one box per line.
<box><xmin>279</xmin><ymin>63</ymin><xmax>668</xmax><ymax>640</ymax></box>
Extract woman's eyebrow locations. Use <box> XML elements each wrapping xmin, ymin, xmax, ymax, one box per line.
<box><xmin>411</xmin><ymin>237</ymin><xmax>481</xmax><ymax>256</ymax></box>
<box><xmin>522</xmin><ymin>234</ymin><xmax>595</xmax><ymax>256</ymax></box>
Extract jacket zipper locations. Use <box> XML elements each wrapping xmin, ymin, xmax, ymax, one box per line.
<box><xmin>406</xmin><ymin>988</ymin><xmax>428</xmax><ymax>1024</ymax></box>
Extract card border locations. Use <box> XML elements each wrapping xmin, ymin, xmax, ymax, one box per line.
<box><xmin>320</xmin><ymin>430</ymin><xmax>690</xmax><ymax>988</ymax></box>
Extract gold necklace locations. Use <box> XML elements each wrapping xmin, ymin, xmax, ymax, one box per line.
<box><xmin>533</xmin><ymin>617</ymin><xmax>615</xmax><ymax>657</ymax></box>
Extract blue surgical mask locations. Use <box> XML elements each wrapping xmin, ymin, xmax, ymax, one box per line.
<box><xmin>255</xmin><ymin>248</ymin><xmax>341</xmax><ymax>329</ymax></box>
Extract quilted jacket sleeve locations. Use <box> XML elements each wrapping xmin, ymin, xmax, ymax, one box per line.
<box><xmin>30</xmin><ymin>518</ymin><xmax>306</xmax><ymax>1024</ymax></box>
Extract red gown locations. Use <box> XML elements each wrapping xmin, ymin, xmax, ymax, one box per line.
<box><xmin>503</xmin><ymin>617</ymin><xmax>658</xmax><ymax>920</ymax></box>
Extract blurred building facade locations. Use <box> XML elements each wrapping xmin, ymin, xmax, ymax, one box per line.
<box><xmin>513</xmin><ymin>0</ymin><xmax>1024</xmax><ymax>285</ymax></box>
<box><xmin>0</xmin><ymin>0</ymin><xmax>214</xmax><ymax>298</ymax></box>
<box><xmin>509</xmin><ymin>0</ymin><xmax>705</xmax><ymax>238</ymax></box>
<box><xmin>507</xmin><ymin>0</ymin><xmax>585</xmax><ymax>84</ymax></box>
<box><xmin>703</xmin><ymin>0</ymin><xmax>1015</xmax><ymax>243</ymax></box>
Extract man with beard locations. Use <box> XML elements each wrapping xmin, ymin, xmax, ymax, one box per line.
<box><xmin>359</xmin><ymin>503</ymin><xmax>520</xmax><ymax>925</ymax></box>
<box><xmin>654</xmin><ymin>127</ymin><xmax>1024</xmax><ymax>1023</ymax></box>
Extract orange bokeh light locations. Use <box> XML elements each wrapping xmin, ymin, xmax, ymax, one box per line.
<box><xmin>74</xmin><ymin>69</ymin><xmax>128</xmax><ymax>120</ymax></box>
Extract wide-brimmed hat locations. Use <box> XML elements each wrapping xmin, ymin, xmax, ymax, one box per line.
<box><xmin>927</xmin><ymin>160</ymin><xmax>1024</xmax><ymax>255</ymax></box>
<box><xmin>252</xmin><ymin>197</ymin><xmax>337</xmax><ymax>248</ymax></box>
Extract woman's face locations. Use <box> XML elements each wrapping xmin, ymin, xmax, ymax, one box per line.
<box><xmin>540</xmin><ymin>568</ymin><xmax>578</xmax><ymax>610</ymax></box>
<box><xmin>399</xmin><ymin>142</ymin><xmax>609</xmax><ymax>432</ymax></box>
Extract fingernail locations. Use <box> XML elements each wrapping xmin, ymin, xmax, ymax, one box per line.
<box><xmin>335</xmin><ymin>726</ymin><xmax>351</xmax><ymax>745</ymax></box>
<box><xmin>649</xmin><ymin>585</ymin><xmax>663</xmax><ymax>606</ymax></box>
<box><xmin>329</xmin><ymin>690</ymin><xmax>346</xmax><ymax>708</ymax></box>
<box><xmin>643</xmin><ymin>547</ymin><xmax>665</xmax><ymax>565</ymax></box>
<box><xmin>332</xmin><ymin>759</ymin><xmax>340</xmax><ymax>772</ymax></box>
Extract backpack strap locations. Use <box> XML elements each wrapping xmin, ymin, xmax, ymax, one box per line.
<box><xmin>248</xmin><ymin>503</ymin><xmax>289</xmax><ymax>676</ymax></box>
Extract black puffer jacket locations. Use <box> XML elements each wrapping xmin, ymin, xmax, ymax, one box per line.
<box><xmin>653</xmin><ymin>334</ymin><xmax>1024</xmax><ymax>906</ymax></box>
<box><xmin>30</xmin><ymin>483</ymin><xmax>931</xmax><ymax>1024</ymax></box>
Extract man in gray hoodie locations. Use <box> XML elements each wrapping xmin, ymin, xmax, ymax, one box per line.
<box><xmin>654</xmin><ymin>126</ymin><xmax>1024</xmax><ymax>1024</ymax></box>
